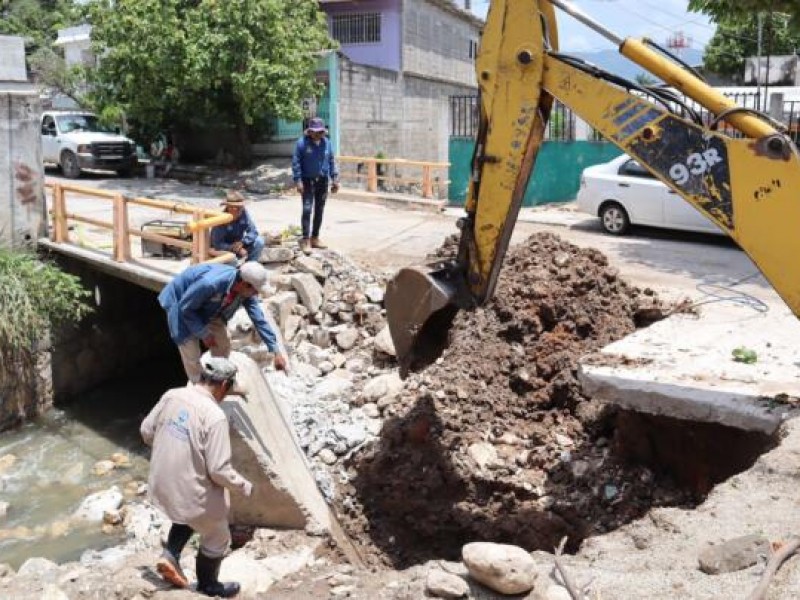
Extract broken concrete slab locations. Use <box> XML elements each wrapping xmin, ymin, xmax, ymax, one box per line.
<box><xmin>579</xmin><ymin>304</ymin><xmax>800</xmax><ymax>433</ymax></box>
<box><xmin>223</xmin><ymin>352</ymin><xmax>323</xmax><ymax>530</ymax></box>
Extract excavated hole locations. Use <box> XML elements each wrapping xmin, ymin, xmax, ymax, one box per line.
<box><xmin>613</xmin><ymin>410</ymin><xmax>778</xmax><ymax>496</ymax></box>
<box><xmin>338</xmin><ymin>232</ymin><xmax>779</xmax><ymax>569</ymax></box>
<box><xmin>342</xmin><ymin>403</ymin><xmax>777</xmax><ymax>569</ymax></box>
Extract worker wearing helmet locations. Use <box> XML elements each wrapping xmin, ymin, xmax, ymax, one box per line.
<box><xmin>141</xmin><ymin>353</ymin><xmax>249</xmax><ymax>597</ymax></box>
<box><xmin>158</xmin><ymin>261</ymin><xmax>288</xmax><ymax>382</ymax></box>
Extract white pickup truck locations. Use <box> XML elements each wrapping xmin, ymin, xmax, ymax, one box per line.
<box><xmin>41</xmin><ymin>111</ymin><xmax>138</xmax><ymax>178</ymax></box>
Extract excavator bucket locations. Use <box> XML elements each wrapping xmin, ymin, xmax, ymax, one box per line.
<box><xmin>384</xmin><ymin>266</ymin><xmax>460</xmax><ymax>373</ymax></box>
<box><xmin>385</xmin><ymin>0</ymin><xmax>557</xmax><ymax>374</ymax></box>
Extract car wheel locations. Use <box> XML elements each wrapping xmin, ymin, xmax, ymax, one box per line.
<box><xmin>60</xmin><ymin>151</ymin><xmax>81</xmax><ymax>179</ymax></box>
<box><xmin>599</xmin><ymin>202</ymin><xmax>630</xmax><ymax>235</ymax></box>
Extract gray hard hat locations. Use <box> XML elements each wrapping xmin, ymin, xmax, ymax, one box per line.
<box><xmin>239</xmin><ymin>261</ymin><xmax>268</xmax><ymax>290</ymax></box>
<box><xmin>200</xmin><ymin>352</ymin><xmax>238</xmax><ymax>382</ymax></box>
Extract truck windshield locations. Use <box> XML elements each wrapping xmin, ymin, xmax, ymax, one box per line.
<box><xmin>55</xmin><ymin>114</ymin><xmax>112</xmax><ymax>134</ymax></box>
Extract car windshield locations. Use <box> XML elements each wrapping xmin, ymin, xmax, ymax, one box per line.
<box><xmin>55</xmin><ymin>115</ymin><xmax>112</xmax><ymax>134</ymax></box>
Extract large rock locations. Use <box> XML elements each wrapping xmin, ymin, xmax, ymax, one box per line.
<box><xmin>260</xmin><ymin>247</ymin><xmax>294</xmax><ymax>264</ymax></box>
<box><xmin>294</xmin><ymin>256</ymin><xmax>327</xmax><ymax>280</ymax></box>
<box><xmin>18</xmin><ymin>557</ymin><xmax>59</xmax><ymax>582</ymax></box>
<box><xmin>462</xmin><ymin>542</ymin><xmax>537</xmax><ymax>595</ymax></box>
<box><xmin>374</xmin><ymin>326</ymin><xmax>396</xmax><ymax>356</ymax></box>
<box><xmin>267</xmin><ymin>291</ymin><xmax>298</xmax><ymax>329</ymax></box>
<box><xmin>73</xmin><ymin>486</ymin><xmax>123</xmax><ymax>522</ymax></box>
<box><xmin>291</xmin><ymin>273</ymin><xmax>324</xmax><ymax>313</ymax></box>
<box><xmin>698</xmin><ymin>535</ymin><xmax>770</xmax><ymax>574</ymax></box>
<box><xmin>335</xmin><ymin>328</ymin><xmax>359</xmax><ymax>351</ymax></box>
<box><xmin>426</xmin><ymin>568</ymin><xmax>469</xmax><ymax>598</ymax></box>
<box><xmin>362</xmin><ymin>373</ymin><xmax>403</xmax><ymax>402</ymax></box>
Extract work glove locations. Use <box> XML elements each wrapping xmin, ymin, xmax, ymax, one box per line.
<box><xmin>295</xmin><ymin>182</ymin><xmax>304</xmax><ymax>195</ymax></box>
<box><xmin>330</xmin><ymin>181</ymin><xmax>339</xmax><ymax>194</ymax></box>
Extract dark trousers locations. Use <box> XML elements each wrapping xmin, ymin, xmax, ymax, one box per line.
<box><xmin>301</xmin><ymin>177</ymin><xmax>328</xmax><ymax>239</ymax></box>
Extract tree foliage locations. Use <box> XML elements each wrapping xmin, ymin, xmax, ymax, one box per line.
<box><xmin>84</xmin><ymin>0</ymin><xmax>335</xmax><ymax>165</ymax></box>
<box><xmin>0</xmin><ymin>0</ymin><xmax>80</xmax><ymax>55</ymax></box>
<box><xmin>689</xmin><ymin>1</ymin><xmax>800</xmax><ymax>29</ymax></box>
<box><xmin>703</xmin><ymin>13</ymin><xmax>800</xmax><ymax>81</ymax></box>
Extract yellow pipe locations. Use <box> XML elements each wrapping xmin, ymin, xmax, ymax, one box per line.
<box><xmin>620</xmin><ymin>38</ymin><xmax>777</xmax><ymax>139</ymax></box>
<box><xmin>187</xmin><ymin>212</ymin><xmax>233</xmax><ymax>233</ymax></box>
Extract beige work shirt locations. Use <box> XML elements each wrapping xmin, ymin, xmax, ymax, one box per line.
<box><xmin>140</xmin><ymin>384</ymin><xmax>251</xmax><ymax>524</ymax></box>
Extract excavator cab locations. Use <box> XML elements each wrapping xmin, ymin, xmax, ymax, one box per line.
<box><xmin>386</xmin><ymin>0</ymin><xmax>800</xmax><ymax>373</ymax></box>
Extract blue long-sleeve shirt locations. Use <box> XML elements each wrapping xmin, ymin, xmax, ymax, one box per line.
<box><xmin>158</xmin><ymin>263</ymin><xmax>278</xmax><ymax>352</ymax></box>
<box><xmin>210</xmin><ymin>209</ymin><xmax>259</xmax><ymax>252</ymax></box>
<box><xmin>292</xmin><ymin>135</ymin><xmax>338</xmax><ymax>182</ymax></box>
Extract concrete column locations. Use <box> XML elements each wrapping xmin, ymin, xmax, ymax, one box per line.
<box><xmin>0</xmin><ymin>35</ymin><xmax>45</xmax><ymax>249</ymax></box>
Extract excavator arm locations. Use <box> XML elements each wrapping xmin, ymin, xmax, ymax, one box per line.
<box><xmin>385</xmin><ymin>0</ymin><xmax>800</xmax><ymax>372</ymax></box>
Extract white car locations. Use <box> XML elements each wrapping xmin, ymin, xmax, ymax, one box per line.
<box><xmin>576</xmin><ymin>154</ymin><xmax>724</xmax><ymax>236</ymax></box>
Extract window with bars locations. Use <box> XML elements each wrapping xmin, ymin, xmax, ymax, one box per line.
<box><xmin>331</xmin><ymin>13</ymin><xmax>382</xmax><ymax>45</ymax></box>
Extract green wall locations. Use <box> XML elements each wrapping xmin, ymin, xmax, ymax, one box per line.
<box><xmin>448</xmin><ymin>139</ymin><xmax>623</xmax><ymax>206</ymax></box>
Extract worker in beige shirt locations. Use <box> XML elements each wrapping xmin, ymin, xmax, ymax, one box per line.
<box><xmin>141</xmin><ymin>353</ymin><xmax>251</xmax><ymax>598</ymax></box>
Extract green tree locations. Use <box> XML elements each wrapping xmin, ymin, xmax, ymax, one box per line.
<box><xmin>702</xmin><ymin>14</ymin><xmax>799</xmax><ymax>82</ymax></box>
<box><xmin>689</xmin><ymin>1</ymin><xmax>800</xmax><ymax>29</ymax></box>
<box><xmin>0</xmin><ymin>0</ymin><xmax>80</xmax><ymax>56</ymax></box>
<box><xmin>84</xmin><ymin>0</ymin><xmax>336</xmax><ymax>166</ymax></box>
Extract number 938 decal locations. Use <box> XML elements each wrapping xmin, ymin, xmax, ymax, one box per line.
<box><xmin>668</xmin><ymin>148</ymin><xmax>723</xmax><ymax>185</ymax></box>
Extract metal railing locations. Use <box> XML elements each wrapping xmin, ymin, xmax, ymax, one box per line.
<box><xmin>783</xmin><ymin>100</ymin><xmax>800</xmax><ymax>145</ymax></box>
<box><xmin>337</xmin><ymin>156</ymin><xmax>450</xmax><ymax>199</ymax></box>
<box><xmin>45</xmin><ymin>182</ymin><xmax>235</xmax><ymax>265</ymax></box>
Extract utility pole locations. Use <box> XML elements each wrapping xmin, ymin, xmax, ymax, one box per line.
<box><xmin>757</xmin><ymin>13</ymin><xmax>763</xmax><ymax>110</ymax></box>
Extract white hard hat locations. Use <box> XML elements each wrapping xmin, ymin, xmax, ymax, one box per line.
<box><xmin>239</xmin><ymin>262</ymin><xmax>268</xmax><ymax>290</ymax></box>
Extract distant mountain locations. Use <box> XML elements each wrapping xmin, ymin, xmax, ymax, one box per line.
<box><xmin>572</xmin><ymin>48</ymin><xmax>704</xmax><ymax>82</ymax></box>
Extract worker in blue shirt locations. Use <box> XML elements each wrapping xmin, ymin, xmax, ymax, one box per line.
<box><xmin>292</xmin><ymin>117</ymin><xmax>339</xmax><ymax>254</ymax></box>
<box><xmin>158</xmin><ymin>262</ymin><xmax>287</xmax><ymax>382</ymax></box>
<box><xmin>210</xmin><ymin>191</ymin><xmax>265</xmax><ymax>262</ymax></box>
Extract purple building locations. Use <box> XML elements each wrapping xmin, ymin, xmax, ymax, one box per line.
<box><xmin>316</xmin><ymin>0</ymin><xmax>482</xmax><ymax>167</ymax></box>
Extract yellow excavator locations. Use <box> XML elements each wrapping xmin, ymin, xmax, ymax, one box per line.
<box><xmin>385</xmin><ymin>0</ymin><xmax>800</xmax><ymax>372</ymax></box>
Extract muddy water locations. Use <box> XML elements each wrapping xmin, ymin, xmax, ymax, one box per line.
<box><xmin>0</xmin><ymin>358</ymin><xmax>182</xmax><ymax>569</ymax></box>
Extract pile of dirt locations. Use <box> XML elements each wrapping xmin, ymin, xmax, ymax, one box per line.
<box><xmin>338</xmin><ymin>232</ymin><xmax>697</xmax><ymax>568</ymax></box>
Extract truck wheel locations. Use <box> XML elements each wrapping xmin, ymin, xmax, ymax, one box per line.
<box><xmin>60</xmin><ymin>151</ymin><xmax>82</xmax><ymax>179</ymax></box>
<box><xmin>599</xmin><ymin>202</ymin><xmax>630</xmax><ymax>235</ymax></box>
<box><xmin>116</xmin><ymin>167</ymin><xmax>132</xmax><ymax>178</ymax></box>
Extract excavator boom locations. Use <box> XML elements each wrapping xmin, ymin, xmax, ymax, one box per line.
<box><xmin>386</xmin><ymin>0</ymin><xmax>800</xmax><ymax>372</ymax></box>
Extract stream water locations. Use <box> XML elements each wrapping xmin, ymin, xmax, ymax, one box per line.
<box><xmin>0</xmin><ymin>358</ymin><xmax>183</xmax><ymax>569</ymax></box>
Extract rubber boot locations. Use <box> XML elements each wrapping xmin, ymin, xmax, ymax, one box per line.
<box><xmin>196</xmin><ymin>551</ymin><xmax>240</xmax><ymax>598</ymax></box>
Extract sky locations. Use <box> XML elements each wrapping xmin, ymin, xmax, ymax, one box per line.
<box><xmin>469</xmin><ymin>0</ymin><xmax>716</xmax><ymax>54</ymax></box>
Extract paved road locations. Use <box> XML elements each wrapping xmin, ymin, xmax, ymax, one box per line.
<box><xmin>46</xmin><ymin>171</ymin><xmax>779</xmax><ymax>310</ymax></box>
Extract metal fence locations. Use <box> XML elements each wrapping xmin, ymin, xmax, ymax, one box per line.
<box><xmin>449</xmin><ymin>91</ymin><xmax>782</xmax><ymax>143</ymax></box>
<box><xmin>450</xmin><ymin>95</ymin><xmax>479</xmax><ymax>138</ymax></box>
<box><xmin>783</xmin><ymin>100</ymin><xmax>800</xmax><ymax>145</ymax></box>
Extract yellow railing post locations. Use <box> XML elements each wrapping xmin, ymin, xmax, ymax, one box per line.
<box><xmin>367</xmin><ymin>160</ymin><xmax>378</xmax><ymax>193</ymax></box>
<box><xmin>191</xmin><ymin>209</ymin><xmax>211</xmax><ymax>263</ymax></box>
<box><xmin>422</xmin><ymin>165</ymin><xmax>433</xmax><ymax>199</ymax></box>
<box><xmin>112</xmin><ymin>193</ymin><xmax>131</xmax><ymax>262</ymax></box>
<box><xmin>52</xmin><ymin>184</ymin><xmax>68</xmax><ymax>243</ymax></box>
